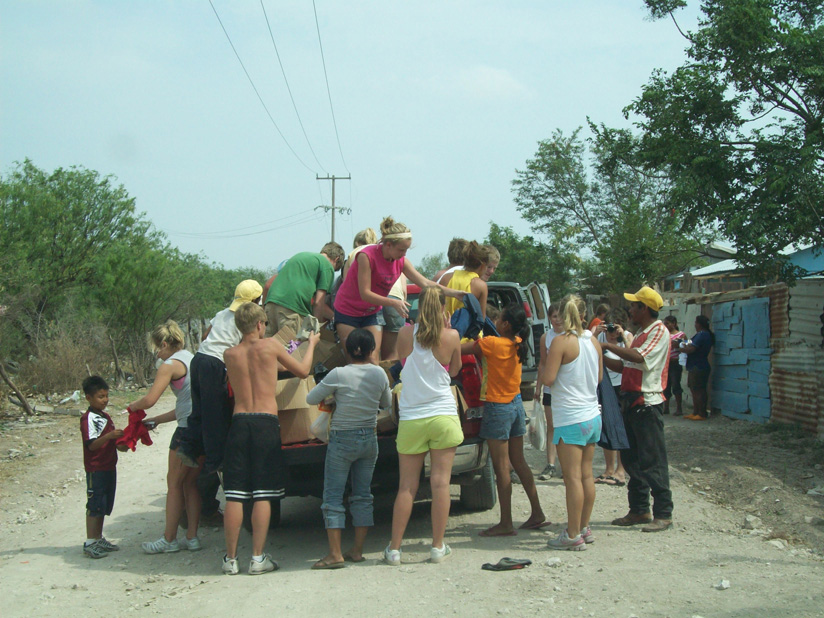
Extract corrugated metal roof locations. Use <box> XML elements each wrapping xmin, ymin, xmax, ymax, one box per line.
<box><xmin>691</xmin><ymin>259</ymin><xmax>740</xmax><ymax>277</ymax></box>
<box><xmin>770</xmin><ymin>345</ymin><xmax>823</xmax><ymax>434</ymax></box>
<box><xmin>789</xmin><ymin>279</ymin><xmax>824</xmax><ymax>345</ymax></box>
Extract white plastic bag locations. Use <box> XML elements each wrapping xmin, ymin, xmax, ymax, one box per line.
<box><xmin>310</xmin><ymin>411</ymin><xmax>332</xmax><ymax>443</ymax></box>
<box><xmin>528</xmin><ymin>398</ymin><xmax>547</xmax><ymax>452</ymax></box>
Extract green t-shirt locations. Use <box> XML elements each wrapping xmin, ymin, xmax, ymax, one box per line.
<box><xmin>266</xmin><ymin>252</ymin><xmax>334</xmax><ymax>316</ymax></box>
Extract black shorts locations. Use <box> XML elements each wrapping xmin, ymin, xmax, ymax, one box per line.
<box><xmin>542</xmin><ymin>392</ymin><xmax>552</xmax><ymax>406</ymax></box>
<box><xmin>222</xmin><ymin>414</ymin><xmax>286</xmax><ymax>503</ymax></box>
<box><xmin>334</xmin><ymin>309</ymin><xmax>380</xmax><ymax>329</ymax></box>
<box><xmin>688</xmin><ymin>367</ymin><xmax>710</xmax><ymax>390</ymax></box>
<box><xmin>86</xmin><ymin>470</ymin><xmax>116</xmax><ymax>517</ymax></box>
<box><xmin>665</xmin><ymin>360</ymin><xmax>683</xmax><ymax>397</ymax></box>
<box><xmin>169</xmin><ymin>426</ymin><xmax>187</xmax><ymax>451</ymax></box>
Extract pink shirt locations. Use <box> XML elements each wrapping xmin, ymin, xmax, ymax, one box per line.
<box><xmin>334</xmin><ymin>243</ymin><xmax>405</xmax><ymax>317</ymax></box>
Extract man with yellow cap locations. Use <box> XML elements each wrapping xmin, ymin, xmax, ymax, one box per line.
<box><xmin>176</xmin><ymin>280</ymin><xmax>263</xmax><ymax>525</ymax></box>
<box><xmin>600</xmin><ymin>285</ymin><xmax>673</xmax><ymax>533</ymax></box>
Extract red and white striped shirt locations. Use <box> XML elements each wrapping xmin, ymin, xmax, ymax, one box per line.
<box><xmin>620</xmin><ymin>320</ymin><xmax>670</xmax><ymax>406</ymax></box>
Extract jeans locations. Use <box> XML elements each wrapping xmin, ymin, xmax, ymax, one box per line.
<box><xmin>321</xmin><ymin>428</ymin><xmax>378</xmax><ymax>529</ymax></box>
<box><xmin>621</xmin><ymin>402</ymin><xmax>673</xmax><ymax>519</ymax></box>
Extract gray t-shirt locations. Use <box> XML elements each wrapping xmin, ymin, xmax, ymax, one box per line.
<box><xmin>306</xmin><ymin>364</ymin><xmax>391</xmax><ymax>431</ymax></box>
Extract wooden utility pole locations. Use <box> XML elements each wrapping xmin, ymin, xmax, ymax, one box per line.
<box><xmin>315</xmin><ymin>174</ymin><xmax>351</xmax><ymax>243</ymax></box>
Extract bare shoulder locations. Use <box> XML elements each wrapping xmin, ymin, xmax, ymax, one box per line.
<box><xmin>443</xmin><ymin>328</ymin><xmax>460</xmax><ymax>344</ymax></box>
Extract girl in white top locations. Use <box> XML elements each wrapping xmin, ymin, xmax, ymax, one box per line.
<box><xmin>129</xmin><ymin>320</ymin><xmax>202</xmax><ymax>555</ymax></box>
<box><xmin>385</xmin><ymin>286</ymin><xmax>462</xmax><ymax>566</ymax></box>
<box><xmin>534</xmin><ymin>303</ymin><xmax>564</xmax><ymax>479</ymax></box>
<box><xmin>542</xmin><ymin>295</ymin><xmax>603</xmax><ymax>551</ymax></box>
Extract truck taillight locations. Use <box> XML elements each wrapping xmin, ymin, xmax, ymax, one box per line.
<box><xmin>522</xmin><ymin>301</ymin><xmax>532</xmax><ymax>318</ymax></box>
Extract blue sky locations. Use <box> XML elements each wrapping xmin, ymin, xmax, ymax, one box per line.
<box><xmin>1</xmin><ymin>1</ymin><xmax>700</xmax><ymax>272</ymax></box>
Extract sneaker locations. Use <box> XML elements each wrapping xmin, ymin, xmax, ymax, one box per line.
<box><xmin>83</xmin><ymin>541</ymin><xmax>108</xmax><ymax>559</ymax></box>
<box><xmin>180</xmin><ymin>536</ymin><xmax>202</xmax><ymax>551</ymax></box>
<box><xmin>547</xmin><ymin>529</ymin><xmax>586</xmax><ymax>551</ymax></box>
<box><xmin>97</xmin><ymin>537</ymin><xmax>120</xmax><ymax>552</ymax></box>
<box><xmin>430</xmin><ymin>543</ymin><xmax>452</xmax><ymax>563</ymax></box>
<box><xmin>141</xmin><ymin>537</ymin><xmax>180</xmax><ymax>554</ymax></box>
<box><xmin>538</xmin><ymin>464</ymin><xmax>556</xmax><ymax>480</ymax></box>
<box><xmin>248</xmin><ymin>554</ymin><xmax>278</xmax><ymax>575</ymax></box>
<box><xmin>383</xmin><ymin>544</ymin><xmax>401</xmax><ymax>566</ymax></box>
<box><xmin>222</xmin><ymin>555</ymin><xmax>239</xmax><ymax>575</ymax></box>
<box><xmin>510</xmin><ymin>470</ymin><xmax>521</xmax><ymax>485</ymax></box>
<box><xmin>581</xmin><ymin>526</ymin><xmax>595</xmax><ymax>544</ymax></box>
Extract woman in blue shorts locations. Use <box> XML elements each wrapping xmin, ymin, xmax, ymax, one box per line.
<box><xmin>542</xmin><ymin>294</ymin><xmax>603</xmax><ymax>551</ymax></box>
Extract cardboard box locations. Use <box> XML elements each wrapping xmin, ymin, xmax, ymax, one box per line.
<box><xmin>275</xmin><ymin>324</ymin><xmax>346</xmax><ymax>373</ymax></box>
<box><xmin>276</xmin><ymin>376</ymin><xmax>315</xmax><ymax>411</ymax></box>
<box><xmin>279</xmin><ymin>404</ymin><xmax>323</xmax><ymax>445</ymax></box>
<box><xmin>376</xmin><ymin>406</ymin><xmax>398</xmax><ymax>434</ymax></box>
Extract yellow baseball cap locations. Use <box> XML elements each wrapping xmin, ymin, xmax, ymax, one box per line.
<box><xmin>624</xmin><ymin>286</ymin><xmax>663</xmax><ymax>312</ymax></box>
<box><xmin>229</xmin><ymin>279</ymin><xmax>263</xmax><ymax>311</ymax></box>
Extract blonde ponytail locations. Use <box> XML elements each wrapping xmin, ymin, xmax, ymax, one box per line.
<box><xmin>149</xmin><ymin>320</ymin><xmax>185</xmax><ymax>353</ymax></box>
<box><xmin>559</xmin><ymin>294</ymin><xmax>586</xmax><ymax>336</ymax></box>
<box><xmin>416</xmin><ymin>286</ymin><xmax>445</xmax><ymax>349</ymax></box>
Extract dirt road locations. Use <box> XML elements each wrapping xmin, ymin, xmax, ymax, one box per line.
<box><xmin>1</xmin><ymin>392</ymin><xmax>823</xmax><ymax>617</ymax></box>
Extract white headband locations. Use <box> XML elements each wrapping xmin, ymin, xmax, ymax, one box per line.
<box><xmin>383</xmin><ymin>232</ymin><xmax>412</xmax><ymax>240</ymax></box>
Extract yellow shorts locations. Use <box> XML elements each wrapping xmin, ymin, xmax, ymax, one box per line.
<box><xmin>396</xmin><ymin>415</ymin><xmax>463</xmax><ymax>455</ymax></box>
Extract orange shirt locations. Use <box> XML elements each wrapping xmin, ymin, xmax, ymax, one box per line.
<box><xmin>478</xmin><ymin>336</ymin><xmax>522</xmax><ymax>403</ymax></box>
<box><xmin>588</xmin><ymin>317</ymin><xmax>603</xmax><ymax>331</ymax></box>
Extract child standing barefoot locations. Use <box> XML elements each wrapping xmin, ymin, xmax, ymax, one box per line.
<box><xmin>466</xmin><ymin>303</ymin><xmax>549</xmax><ymax>536</ymax></box>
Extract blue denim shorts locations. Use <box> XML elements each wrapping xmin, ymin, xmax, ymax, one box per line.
<box><xmin>334</xmin><ymin>309</ymin><xmax>380</xmax><ymax>329</ymax></box>
<box><xmin>553</xmin><ymin>415</ymin><xmax>602</xmax><ymax>446</ymax></box>
<box><xmin>480</xmin><ymin>394</ymin><xmax>526</xmax><ymax>441</ymax></box>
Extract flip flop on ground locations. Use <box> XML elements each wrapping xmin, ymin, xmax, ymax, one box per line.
<box><xmin>596</xmin><ymin>475</ymin><xmax>626</xmax><ymax>487</ymax></box>
<box><xmin>518</xmin><ymin>519</ymin><xmax>553</xmax><ymax>530</ymax></box>
<box><xmin>481</xmin><ymin>557</ymin><xmax>532</xmax><ymax>571</ymax></box>
<box><xmin>343</xmin><ymin>553</ymin><xmax>366</xmax><ymax>563</ymax></box>
<box><xmin>311</xmin><ymin>557</ymin><xmax>346</xmax><ymax>570</ymax></box>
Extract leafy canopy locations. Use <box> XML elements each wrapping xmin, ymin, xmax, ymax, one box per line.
<box><xmin>630</xmin><ymin>0</ymin><xmax>824</xmax><ymax>280</ymax></box>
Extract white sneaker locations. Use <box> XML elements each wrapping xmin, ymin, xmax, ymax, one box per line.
<box><xmin>180</xmin><ymin>536</ymin><xmax>202</xmax><ymax>551</ymax></box>
<box><xmin>222</xmin><ymin>555</ymin><xmax>239</xmax><ymax>575</ymax></box>
<box><xmin>383</xmin><ymin>544</ymin><xmax>401</xmax><ymax>566</ymax></box>
<box><xmin>141</xmin><ymin>537</ymin><xmax>180</xmax><ymax>554</ymax></box>
<box><xmin>248</xmin><ymin>554</ymin><xmax>278</xmax><ymax>575</ymax></box>
<box><xmin>430</xmin><ymin>543</ymin><xmax>452</xmax><ymax>563</ymax></box>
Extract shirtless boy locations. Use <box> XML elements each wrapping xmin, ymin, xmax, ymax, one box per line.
<box><xmin>220</xmin><ymin>302</ymin><xmax>320</xmax><ymax>575</ymax></box>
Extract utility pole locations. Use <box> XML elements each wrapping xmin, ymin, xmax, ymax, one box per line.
<box><xmin>315</xmin><ymin>174</ymin><xmax>351</xmax><ymax>243</ymax></box>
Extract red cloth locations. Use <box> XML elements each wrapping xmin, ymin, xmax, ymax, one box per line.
<box><xmin>116</xmin><ymin>407</ymin><xmax>153</xmax><ymax>451</ymax></box>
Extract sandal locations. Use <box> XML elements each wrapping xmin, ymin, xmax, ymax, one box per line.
<box><xmin>481</xmin><ymin>557</ymin><xmax>532</xmax><ymax>571</ymax></box>
<box><xmin>311</xmin><ymin>558</ymin><xmax>346</xmax><ymax>570</ymax></box>
<box><xmin>596</xmin><ymin>475</ymin><xmax>626</xmax><ymax>487</ymax></box>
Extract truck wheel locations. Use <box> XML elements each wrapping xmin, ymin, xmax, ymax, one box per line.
<box><xmin>242</xmin><ymin>499</ymin><xmax>282</xmax><ymax>532</ymax></box>
<box><xmin>459</xmin><ymin>457</ymin><xmax>497</xmax><ymax>511</ymax></box>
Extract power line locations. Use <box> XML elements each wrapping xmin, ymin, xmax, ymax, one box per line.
<box><xmin>312</xmin><ymin>0</ymin><xmax>350</xmax><ymax>173</ymax></box>
<box><xmin>208</xmin><ymin>0</ymin><xmax>317</xmax><ymax>174</ymax></box>
<box><xmin>162</xmin><ymin>212</ymin><xmax>324</xmax><ymax>240</ymax></box>
<box><xmin>260</xmin><ymin>0</ymin><xmax>327</xmax><ymax>172</ymax></box>
<box><xmin>162</xmin><ymin>208</ymin><xmax>316</xmax><ymax>238</ymax></box>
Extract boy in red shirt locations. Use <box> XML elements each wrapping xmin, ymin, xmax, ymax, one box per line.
<box><xmin>80</xmin><ymin>376</ymin><xmax>123</xmax><ymax>558</ymax></box>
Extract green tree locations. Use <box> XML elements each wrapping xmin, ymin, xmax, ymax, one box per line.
<box><xmin>628</xmin><ymin>0</ymin><xmax>824</xmax><ymax>281</ymax></box>
<box><xmin>417</xmin><ymin>252</ymin><xmax>448</xmax><ymax>279</ymax></box>
<box><xmin>484</xmin><ymin>222</ymin><xmax>578</xmax><ymax>300</ymax></box>
<box><xmin>512</xmin><ymin>127</ymin><xmax>711</xmax><ymax>293</ymax></box>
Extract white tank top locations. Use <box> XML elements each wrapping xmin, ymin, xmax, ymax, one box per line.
<box><xmin>398</xmin><ymin>326</ymin><xmax>457</xmax><ymax>421</ymax></box>
<box><xmin>166</xmin><ymin>350</ymin><xmax>193</xmax><ymax>427</ymax></box>
<box><xmin>542</xmin><ymin>328</ymin><xmax>562</xmax><ymax>395</ymax></box>
<box><xmin>551</xmin><ymin>331</ymin><xmax>600</xmax><ymax>428</ymax></box>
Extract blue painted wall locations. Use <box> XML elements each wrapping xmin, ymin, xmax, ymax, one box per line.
<box><xmin>711</xmin><ymin>297</ymin><xmax>772</xmax><ymax>423</ymax></box>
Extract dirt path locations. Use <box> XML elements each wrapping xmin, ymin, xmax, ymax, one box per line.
<box><xmin>1</xmin><ymin>394</ymin><xmax>823</xmax><ymax>617</ymax></box>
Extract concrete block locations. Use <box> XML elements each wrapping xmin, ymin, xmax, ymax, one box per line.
<box><xmin>749</xmin><ymin>396</ymin><xmax>771</xmax><ymax>418</ymax></box>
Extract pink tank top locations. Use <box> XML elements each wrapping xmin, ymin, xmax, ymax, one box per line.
<box><xmin>334</xmin><ymin>243</ymin><xmax>405</xmax><ymax>317</ymax></box>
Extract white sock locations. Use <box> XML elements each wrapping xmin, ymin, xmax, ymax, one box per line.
<box><xmin>251</xmin><ymin>554</ymin><xmax>264</xmax><ymax>562</ymax></box>
<box><xmin>85</xmin><ymin>538</ymin><xmax>98</xmax><ymax>546</ymax></box>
